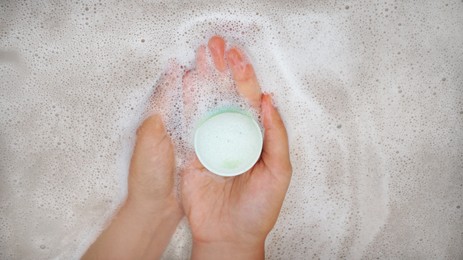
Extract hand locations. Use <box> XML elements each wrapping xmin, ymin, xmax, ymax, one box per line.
<box><xmin>181</xmin><ymin>36</ymin><xmax>292</xmax><ymax>259</ymax></box>
<box><xmin>83</xmin><ymin>68</ymin><xmax>183</xmax><ymax>260</ymax></box>
<box><xmin>127</xmin><ymin>113</ymin><xmax>177</xmax><ymax>209</ymax></box>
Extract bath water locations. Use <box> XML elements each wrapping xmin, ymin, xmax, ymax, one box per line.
<box><xmin>0</xmin><ymin>1</ymin><xmax>462</xmax><ymax>259</ymax></box>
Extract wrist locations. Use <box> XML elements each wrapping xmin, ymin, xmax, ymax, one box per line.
<box><xmin>127</xmin><ymin>191</ymin><xmax>181</xmax><ymax>213</ymax></box>
<box><xmin>120</xmin><ymin>195</ymin><xmax>183</xmax><ymax>258</ymax></box>
<box><xmin>125</xmin><ymin>193</ymin><xmax>183</xmax><ymax>227</ymax></box>
<box><xmin>191</xmin><ymin>239</ymin><xmax>265</xmax><ymax>260</ymax></box>
<box><xmin>83</xmin><ymin>195</ymin><xmax>183</xmax><ymax>260</ymax></box>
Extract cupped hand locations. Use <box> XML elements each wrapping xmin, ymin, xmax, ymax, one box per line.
<box><xmin>128</xmin><ymin>63</ymin><xmax>182</xmax><ymax>211</ymax></box>
<box><xmin>128</xmin><ymin>114</ymin><xmax>178</xmax><ymax>209</ymax></box>
<box><xmin>180</xmin><ymin>36</ymin><xmax>292</xmax><ymax>259</ymax></box>
<box><xmin>83</xmin><ymin>67</ymin><xmax>183</xmax><ymax>260</ymax></box>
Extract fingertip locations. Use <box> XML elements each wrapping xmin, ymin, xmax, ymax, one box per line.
<box><xmin>208</xmin><ymin>35</ymin><xmax>225</xmax><ymax>46</ymax></box>
<box><xmin>208</xmin><ymin>36</ymin><xmax>226</xmax><ymax>72</ymax></box>
<box><xmin>136</xmin><ymin>114</ymin><xmax>167</xmax><ymax>142</ymax></box>
<box><xmin>143</xmin><ymin>114</ymin><xmax>164</xmax><ymax>131</ymax></box>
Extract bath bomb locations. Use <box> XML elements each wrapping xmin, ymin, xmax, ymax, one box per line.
<box><xmin>194</xmin><ymin>111</ymin><xmax>263</xmax><ymax>176</ymax></box>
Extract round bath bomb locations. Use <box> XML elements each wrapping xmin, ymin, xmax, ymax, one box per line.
<box><xmin>194</xmin><ymin>111</ymin><xmax>263</xmax><ymax>177</ymax></box>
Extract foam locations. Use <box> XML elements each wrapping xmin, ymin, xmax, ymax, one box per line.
<box><xmin>0</xmin><ymin>0</ymin><xmax>462</xmax><ymax>259</ymax></box>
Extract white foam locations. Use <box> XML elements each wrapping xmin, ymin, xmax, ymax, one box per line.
<box><xmin>0</xmin><ymin>1</ymin><xmax>462</xmax><ymax>259</ymax></box>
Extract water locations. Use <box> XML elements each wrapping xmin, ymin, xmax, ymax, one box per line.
<box><xmin>0</xmin><ymin>1</ymin><xmax>462</xmax><ymax>259</ymax></box>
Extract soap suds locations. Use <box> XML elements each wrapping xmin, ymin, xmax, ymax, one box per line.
<box><xmin>0</xmin><ymin>0</ymin><xmax>462</xmax><ymax>259</ymax></box>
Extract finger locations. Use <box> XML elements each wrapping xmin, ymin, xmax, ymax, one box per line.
<box><xmin>196</xmin><ymin>45</ymin><xmax>208</xmax><ymax>75</ymax></box>
<box><xmin>130</xmin><ymin>114</ymin><xmax>175</xmax><ymax>200</ymax></box>
<box><xmin>149</xmin><ymin>60</ymin><xmax>181</xmax><ymax>110</ymax></box>
<box><xmin>226</xmin><ymin>48</ymin><xmax>261</xmax><ymax>109</ymax></box>
<box><xmin>208</xmin><ymin>35</ymin><xmax>226</xmax><ymax>72</ymax></box>
<box><xmin>134</xmin><ymin>114</ymin><xmax>171</xmax><ymax>156</ymax></box>
<box><xmin>182</xmin><ymin>69</ymin><xmax>195</xmax><ymax>119</ymax></box>
<box><xmin>162</xmin><ymin>60</ymin><xmax>181</xmax><ymax>89</ymax></box>
<box><xmin>131</xmin><ymin>115</ymin><xmax>174</xmax><ymax>177</ymax></box>
<box><xmin>260</xmin><ymin>93</ymin><xmax>292</xmax><ymax>176</ymax></box>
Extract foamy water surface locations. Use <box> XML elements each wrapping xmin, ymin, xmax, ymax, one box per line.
<box><xmin>0</xmin><ymin>1</ymin><xmax>462</xmax><ymax>259</ymax></box>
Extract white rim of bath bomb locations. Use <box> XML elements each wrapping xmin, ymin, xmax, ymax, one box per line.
<box><xmin>194</xmin><ymin>111</ymin><xmax>263</xmax><ymax>177</ymax></box>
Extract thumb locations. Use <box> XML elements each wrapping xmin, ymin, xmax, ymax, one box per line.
<box><xmin>260</xmin><ymin>93</ymin><xmax>292</xmax><ymax>177</ymax></box>
<box><xmin>133</xmin><ymin>114</ymin><xmax>171</xmax><ymax>158</ymax></box>
<box><xmin>129</xmin><ymin>114</ymin><xmax>175</xmax><ymax>199</ymax></box>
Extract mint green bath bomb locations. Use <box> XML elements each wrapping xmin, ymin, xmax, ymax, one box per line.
<box><xmin>194</xmin><ymin>112</ymin><xmax>263</xmax><ymax>176</ymax></box>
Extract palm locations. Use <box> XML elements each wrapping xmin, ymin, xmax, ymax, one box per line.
<box><xmin>180</xmin><ymin>36</ymin><xmax>291</xmax><ymax>245</ymax></box>
<box><xmin>182</xmin><ymin>158</ymin><xmax>289</xmax><ymax>243</ymax></box>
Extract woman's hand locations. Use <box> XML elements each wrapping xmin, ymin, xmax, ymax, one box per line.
<box><xmin>83</xmin><ymin>69</ymin><xmax>183</xmax><ymax>260</ymax></box>
<box><xmin>181</xmin><ymin>36</ymin><xmax>292</xmax><ymax>260</ymax></box>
